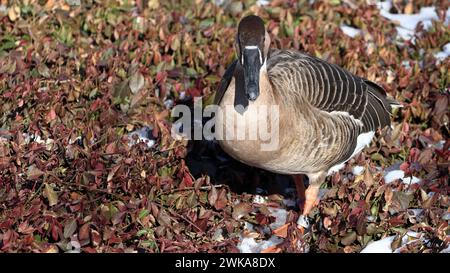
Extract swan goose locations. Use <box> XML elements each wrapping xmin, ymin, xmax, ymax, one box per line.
<box><xmin>214</xmin><ymin>15</ymin><xmax>398</xmax><ymax>226</ymax></box>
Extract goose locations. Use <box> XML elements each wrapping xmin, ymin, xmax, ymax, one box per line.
<box><xmin>214</xmin><ymin>15</ymin><xmax>399</xmax><ymax>226</ymax></box>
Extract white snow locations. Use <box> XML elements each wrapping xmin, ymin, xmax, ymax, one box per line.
<box><xmin>441</xmin><ymin>245</ymin><xmax>450</xmax><ymax>253</ymax></box>
<box><xmin>442</xmin><ymin>212</ymin><xmax>450</xmax><ymax>221</ymax></box>
<box><xmin>401</xmin><ymin>60</ymin><xmax>411</xmax><ymax>70</ymax></box>
<box><xmin>22</xmin><ymin>133</ymin><xmax>54</xmax><ymax>151</ymax></box>
<box><xmin>127</xmin><ymin>127</ymin><xmax>155</xmax><ymax>148</ymax></box>
<box><xmin>268</xmin><ymin>207</ymin><xmax>287</xmax><ymax>230</ymax></box>
<box><xmin>237</xmin><ymin>235</ymin><xmax>283</xmax><ymax>253</ymax></box>
<box><xmin>384</xmin><ymin>169</ymin><xmax>405</xmax><ymax>183</ymax></box>
<box><xmin>376</xmin><ymin>1</ymin><xmax>449</xmax><ymax>42</ymax></box>
<box><xmin>428</xmin><ymin>140</ymin><xmax>446</xmax><ymax>150</ymax></box>
<box><xmin>352</xmin><ymin>166</ymin><xmax>365</xmax><ymax>176</ymax></box>
<box><xmin>361</xmin><ymin>231</ymin><xmax>423</xmax><ymax>253</ymax></box>
<box><xmin>164</xmin><ymin>99</ymin><xmax>174</xmax><ymax>109</ymax></box>
<box><xmin>377</xmin><ymin>3</ymin><xmax>435</xmax><ymax>37</ymax></box>
<box><xmin>407</xmin><ymin>209</ymin><xmax>423</xmax><ymax>218</ymax></box>
<box><xmin>253</xmin><ymin>195</ymin><xmax>267</xmax><ymax>204</ymax></box>
<box><xmin>434</xmin><ymin>43</ymin><xmax>450</xmax><ymax>61</ymax></box>
<box><xmin>257</xmin><ymin>0</ymin><xmax>270</xmax><ymax>6</ymax></box>
<box><xmin>402</xmin><ymin>176</ymin><xmax>421</xmax><ymax>184</ymax></box>
<box><xmin>340</xmin><ymin>24</ymin><xmax>362</xmax><ymax>37</ymax></box>
<box><xmin>384</xmin><ymin>169</ymin><xmax>421</xmax><ymax>185</ymax></box>
<box><xmin>237</xmin><ymin>209</ymin><xmax>286</xmax><ymax>253</ymax></box>
<box><xmin>361</xmin><ymin>235</ymin><xmax>395</xmax><ymax>253</ymax></box>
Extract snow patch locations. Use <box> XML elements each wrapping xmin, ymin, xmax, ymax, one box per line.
<box><xmin>237</xmin><ymin>205</ymin><xmax>292</xmax><ymax>253</ymax></box>
<box><xmin>352</xmin><ymin>166</ymin><xmax>365</xmax><ymax>176</ymax></box>
<box><xmin>268</xmin><ymin>207</ymin><xmax>287</xmax><ymax>230</ymax></box>
<box><xmin>127</xmin><ymin>126</ymin><xmax>155</xmax><ymax>148</ymax></box>
<box><xmin>441</xmin><ymin>245</ymin><xmax>450</xmax><ymax>253</ymax></box>
<box><xmin>340</xmin><ymin>24</ymin><xmax>362</xmax><ymax>37</ymax></box>
<box><xmin>377</xmin><ymin>1</ymin><xmax>450</xmax><ymax>42</ymax></box>
<box><xmin>434</xmin><ymin>43</ymin><xmax>450</xmax><ymax>61</ymax></box>
<box><xmin>253</xmin><ymin>195</ymin><xmax>266</xmax><ymax>204</ymax></box>
<box><xmin>384</xmin><ymin>169</ymin><xmax>421</xmax><ymax>185</ymax></box>
<box><xmin>23</xmin><ymin>133</ymin><xmax>54</xmax><ymax>151</ymax></box>
<box><xmin>164</xmin><ymin>99</ymin><xmax>174</xmax><ymax>109</ymax></box>
<box><xmin>442</xmin><ymin>212</ymin><xmax>450</xmax><ymax>221</ymax></box>
<box><xmin>361</xmin><ymin>231</ymin><xmax>423</xmax><ymax>253</ymax></box>
<box><xmin>237</xmin><ymin>236</ymin><xmax>283</xmax><ymax>253</ymax></box>
<box><xmin>384</xmin><ymin>169</ymin><xmax>405</xmax><ymax>183</ymax></box>
<box><xmin>378</xmin><ymin>3</ymin><xmax>438</xmax><ymax>40</ymax></box>
<box><xmin>257</xmin><ymin>0</ymin><xmax>270</xmax><ymax>6</ymax></box>
<box><xmin>361</xmin><ymin>235</ymin><xmax>395</xmax><ymax>253</ymax></box>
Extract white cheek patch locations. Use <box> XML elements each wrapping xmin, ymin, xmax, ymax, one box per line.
<box><xmin>258</xmin><ymin>48</ymin><xmax>263</xmax><ymax>65</ymax></box>
<box><xmin>260</xmin><ymin>58</ymin><xmax>267</xmax><ymax>73</ymax></box>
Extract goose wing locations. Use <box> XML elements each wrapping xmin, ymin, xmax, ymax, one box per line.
<box><xmin>214</xmin><ymin>60</ymin><xmax>238</xmax><ymax>105</ymax></box>
<box><xmin>267</xmin><ymin>50</ymin><xmax>396</xmax><ymax>132</ymax></box>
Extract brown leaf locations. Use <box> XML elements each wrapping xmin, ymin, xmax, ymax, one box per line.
<box><xmin>18</xmin><ymin>222</ymin><xmax>34</xmax><ymax>234</ymax></box>
<box><xmin>341</xmin><ymin>231</ymin><xmax>357</xmax><ymax>246</ymax></box>
<box><xmin>208</xmin><ymin>186</ymin><xmax>218</xmax><ymax>207</ymax></box>
<box><xmin>273</xmin><ymin>223</ymin><xmax>289</xmax><ymax>238</ymax></box>
<box><xmin>91</xmin><ymin>230</ymin><xmax>101</xmax><ymax>247</ymax></box>
<box><xmin>44</xmin><ymin>183</ymin><xmax>58</xmax><ymax>206</ymax></box>
<box><xmin>261</xmin><ymin>246</ymin><xmax>282</xmax><ymax>253</ymax></box>
<box><xmin>107</xmin><ymin>165</ymin><xmax>121</xmax><ymax>182</ymax></box>
<box><xmin>214</xmin><ymin>188</ymin><xmax>228</xmax><ymax>210</ymax></box>
<box><xmin>323</xmin><ymin>217</ymin><xmax>332</xmax><ymax>230</ymax></box>
<box><xmin>129</xmin><ymin>72</ymin><xmax>145</xmax><ymax>94</ymax></box>
<box><xmin>64</xmin><ymin>219</ymin><xmax>77</xmax><ymax>239</ymax></box>
<box><xmin>42</xmin><ymin>245</ymin><xmax>59</xmax><ymax>253</ymax></box>
<box><xmin>232</xmin><ymin>202</ymin><xmax>252</xmax><ymax>220</ymax></box>
<box><xmin>79</xmin><ymin>223</ymin><xmax>90</xmax><ymax>241</ymax></box>
<box><xmin>364</xmin><ymin>168</ymin><xmax>374</xmax><ymax>188</ymax></box>
<box><xmin>27</xmin><ymin>165</ymin><xmax>44</xmax><ymax>180</ymax></box>
<box><xmin>157</xmin><ymin>209</ymin><xmax>172</xmax><ymax>227</ymax></box>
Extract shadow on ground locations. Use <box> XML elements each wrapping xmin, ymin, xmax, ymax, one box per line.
<box><xmin>185</xmin><ymin>139</ymin><xmax>304</xmax><ymax>200</ymax></box>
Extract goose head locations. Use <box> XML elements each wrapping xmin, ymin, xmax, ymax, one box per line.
<box><xmin>236</xmin><ymin>15</ymin><xmax>271</xmax><ymax>101</ymax></box>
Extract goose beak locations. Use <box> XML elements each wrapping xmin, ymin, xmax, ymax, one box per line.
<box><xmin>242</xmin><ymin>48</ymin><xmax>262</xmax><ymax>101</ymax></box>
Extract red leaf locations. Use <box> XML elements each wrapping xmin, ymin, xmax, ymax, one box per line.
<box><xmin>183</xmin><ymin>172</ymin><xmax>193</xmax><ymax>187</ymax></box>
<box><xmin>79</xmin><ymin>223</ymin><xmax>90</xmax><ymax>241</ymax></box>
<box><xmin>46</xmin><ymin>108</ymin><xmax>57</xmax><ymax>122</ymax></box>
<box><xmin>208</xmin><ymin>186</ymin><xmax>218</xmax><ymax>207</ymax></box>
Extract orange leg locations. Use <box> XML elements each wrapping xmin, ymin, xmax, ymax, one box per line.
<box><xmin>302</xmin><ymin>183</ymin><xmax>320</xmax><ymax>216</ymax></box>
<box><xmin>292</xmin><ymin>175</ymin><xmax>306</xmax><ymax>209</ymax></box>
<box><xmin>296</xmin><ymin>173</ymin><xmax>325</xmax><ymax>231</ymax></box>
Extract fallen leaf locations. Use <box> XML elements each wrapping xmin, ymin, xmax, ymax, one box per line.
<box><xmin>208</xmin><ymin>186</ymin><xmax>218</xmax><ymax>207</ymax></box>
<box><xmin>27</xmin><ymin>165</ymin><xmax>44</xmax><ymax>180</ymax></box>
<box><xmin>64</xmin><ymin>219</ymin><xmax>77</xmax><ymax>239</ymax></box>
<box><xmin>44</xmin><ymin>183</ymin><xmax>58</xmax><ymax>206</ymax></box>
<box><xmin>273</xmin><ymin>223</ymin><xmax>289</xmax><ymax>238</ymax></box>
<box><xmin>129</xmin><ymin>72</ymin><xmax>144</xmax><ymax>94</ymax></box>
<box><xmin>261</xmin><ymin>246</ymin><xmax>282</xmax><ymax>253</ymax></box>
<box><xmin>214</xmin><ymin>189</ymin><xmax>228</xmax><ymax>210</ymax></box>
<box><xmin>232</xmin><ymin>202</ymin><xmax>252</xmax><ymax>220</ymax></box>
